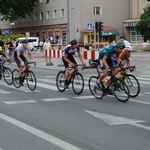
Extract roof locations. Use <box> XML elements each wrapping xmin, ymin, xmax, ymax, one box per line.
<box><xmin>81</xmin><ymin>25</ymin><xmax>120</xmax><ymax>33</ymax></box>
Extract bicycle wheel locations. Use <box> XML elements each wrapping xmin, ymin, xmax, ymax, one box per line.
<box><xmin>88</xmin><ymin>76</ymin><xmax>104</xmax><ymax>99</ymax></box>
<box><xmin>72</xmin><ymin>72</ymin><xmax>84</xmax><ymax>95</ymax></box>
<box><xmin>111</xmin><ymin>78</ymin><xmax>130</xmax><ymax>102</ymax></box>
<box><xmin>3</xmin><ymin>67</ymin><xmax>13</xmax><ymax>85</ymax></box>
<box><xmin>56</xmin><ymin>71</ymin><xmax>66</xmax><ymax>92</ymax></box>
<box><xmin>12</xmin><ymin>69</ymin><xmax>21</xmax><ymax>88</ymax></box>
<box><xmin>123</xmin><ymin>74</ymin><xmax>140</xmax><ymax>98</ymax></box>
<box><xmin>26</xmin><ymin>70</ymin><xmax>37</xmax><ymax>91</ymax></box>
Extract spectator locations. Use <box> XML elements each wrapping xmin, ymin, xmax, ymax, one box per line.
<box><xmin>43</xmin><ymin>38</ymin><xmax>53</xmax><ymax>65</ymax></box>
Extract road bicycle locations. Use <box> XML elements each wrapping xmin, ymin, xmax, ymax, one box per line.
<box><xmin>12</xmin><ymin>62</ymin><xmax>37</xmax><ymax>91</ymax></box>
<box><xmin>56</xmin><ymin>64</ymin><xmax>84</xmax><ymax>95</ymax></box>
<box><xmin>88</xmin><ymin>62</ymin><xmax>130</xmax><ymax>102</ymax></box>
<box><xmin>0</xmin><ymin>56</ymin><xmax>13</xmax><ymax>85</ymax></box>
<box><xmin>118</xmin><ymin>65</ymin><xmax>140</xmax><ymax>98</ymax></box>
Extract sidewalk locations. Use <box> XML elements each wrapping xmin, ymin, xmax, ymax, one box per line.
<box><xmin>33</xmin><ymin>51</ymin><xmax>89</xmax><ymax>71</ymax></box>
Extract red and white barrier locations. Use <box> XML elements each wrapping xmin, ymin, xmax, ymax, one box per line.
<box><xmin>44</xmin><ymin>49</ymin><xmax>99</xmax><ymax>60</ymax></box>
<box><xmin>44</xmin><ymin>50</ymin><xmax>62</xmax><ymax>58</ymax></box>
<box><xmin>83</xmin><ymin>50</ymin><xmax>99</xmax><ymax>60</ymax></box>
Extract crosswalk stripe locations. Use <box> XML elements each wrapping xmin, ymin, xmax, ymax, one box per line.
<box><xmin>41</xmin><ymin>98</ymin><xmax>71</xmax><ymax>102</ymax></box>
<box><xmin>37</xmin><ymin>82</ymin><xmax>58</xmax><ymax>91</ymax></box>
<box><xmin>3</xmin><ymin>100</ymin><xmax>37</xmax><ymax>104</ymax></box>
<box><xmin>137</xmin><ymin>77</ymin><xmax>150</xmax><ymax>81</ymax></box>
<box><xmin>0</xmin><ymin>89</ymin><xmax>11</xmax><ymax>94</ymax></box>
<box><xmin>0</xmin><ymin>81</ymin><xmax>39</xmax><ymax>92</ymax></box>
<box><xmin>74</xmin><ymin>95</ymin><xmax>95</xmax><ymax>99</ymax></box>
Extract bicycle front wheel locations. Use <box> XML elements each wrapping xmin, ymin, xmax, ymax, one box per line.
<box><xmin>3</xmin><ymin>67</ymin><xmax>13</xmax><ymax>85</ymax></box>
<box><xmin>12</xmin><ymin>69</ymin><xmax>21</xmax><ymax>88</ymax></box>
<box><xmin>111</xmin><ymin>78</ymin><xmax>130</xmax><ymax>102</ymax></box>
<box><xmin>26</xmin><ymin>70</ymin><xmax>37</xmax><ymax>91</ymax></box>
<box><xmin>72</xmin><ymin>72</ymin><xmax>84</xmax><ymax>95</ymax></box>
<box><xmin>123</xmin><ymin>74</ymin><xmax>140</xmax><ymax>98</ymax></box>
<box><xmin>88</xmin><ymin>76</ymin><xmax>104</xmax><ymax>99</ymax></box>
<box><xmin>56</xmin><ymin>71</ymin><xmax>66</xmax><ymax>92</ymax></box>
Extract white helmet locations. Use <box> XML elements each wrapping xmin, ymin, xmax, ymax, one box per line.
<box><xmin>123</xmin><ymin>40</ymin><xmax>133</xmax><ymax>51</ymax></box>
<box><xmin>125</xmin><ymin>45</ymin><xmax>133</xmax><ymax>51</ymax></box>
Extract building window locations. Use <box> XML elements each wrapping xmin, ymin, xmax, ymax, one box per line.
<box><xmin>53</xmin><ymin>10</ymin><xmax>57</xmax><ymax>18</ymax></box>
<box><xmin>46</xmin><ymin>11</ymin><xmax>50</xmax><ymax>19</ymax></box>
<box><xmin>131</xmin><ymin>30</ymin><xmax>142</xmax><ymax>44</ymax></box>
<box><xmin>40</xmin><ymin>12</ymin><xmax>44</xmax><ymax>20</ymax></box>
<box><xmin>60</xmin><ymin>9</ymin><xmax>64</xmax><ymax>18</ymax></box>
<box><xmin>28</xmin><ymin>14</ymin><xmax>32</xmax><ymax>22</ymax></box>
<box><xmin>34</xmin><ymin>13</ymin><xmax>37</xmax><ymax>21</ymax></box>
<box><xmin>22</xmin><ymin>17</ymin><xmax>26</xmax><ymax>23</ymax></box>
<box><xmin>93</xmin><ymin>6</ymin><xmax>102</xmax><ymax>15</ymax></box>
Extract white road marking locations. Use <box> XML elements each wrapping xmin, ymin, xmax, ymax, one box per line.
<box><xmin>74</xmin><ymin>96</ymin><xmax>95</xmax><ymax>99</ymax></box>
<box><xmin>41</xmin><ymin>98</ymin><xmax>70</xmax><ymax>102</ymax></box>
<box><xmin>85</xmin><ymin>110</ymin><xmax>150</xmax><ymax>131</ymax></box>
<box><xmin>0</xmin><ymin>113</ymin><xmax>82</xmax><ymax>150</ymax></box>
<box><xmin>0</xmin><ymin>89</ymin><xmax>11</xmax><ymax>94</ymax></box>
<box><xmin>37</xmin><ymin>82</ymin><xmax>58</xmax><ymax>91</ymax></box>
<box><xmin>0</xmin><ymin>81</ymin><xmax>39</xmax><ymax>92</ymax></box>
<box><xmin>129</xmin><ymin>99</ymin><xmax>150</xmax><ymax>105</ymax></box>
<box><xmin>3</xmin><ymin>100</ymin><xmax>37</xmax><ymax>104</ymax></box>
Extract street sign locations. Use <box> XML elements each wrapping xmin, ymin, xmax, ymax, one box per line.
<box><xmin>4</xmin><ymin>29</ymin><xmax>9</xmax><ymax>35</ymax></box>
<box><xmin>87</xmin><ymin>23</ymin><xmax>93</xmax><ymax>30</ymax></box>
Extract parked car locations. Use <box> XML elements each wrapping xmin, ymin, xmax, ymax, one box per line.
<box><xmin>18</xmin><ymin>37</ymin><xmax>39</xmax><ymax>51</ymax></box>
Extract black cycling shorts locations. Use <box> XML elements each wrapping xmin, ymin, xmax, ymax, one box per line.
<box><xmin>62</xmin><ymin>55</ymin><xmax>77</xmax><ymax>68</ymax></box>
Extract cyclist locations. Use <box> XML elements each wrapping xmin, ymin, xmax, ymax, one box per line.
<box><xmin>14</xmin><ymin>39</ymin><xmax>36</xmax><ymax>86</ymax></box>
<box><xmin>62</xmin><ymin>39</ymin><xmax>86</xmax><ymax>88</ymax></box>
<box><xmin>118</xmin><ymin>37</ymin><xmax>134</xmax><ymax>72</ymax></box>
<box><xmin>97</xmin><ymin>41</ymin><xmax>125</xmax><ymax>87</ymax></box>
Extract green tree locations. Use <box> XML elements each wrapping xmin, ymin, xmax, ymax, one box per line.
<box><xmin>135</xmin><ymin>4</ymin><xmax>150</xmax><ymax>42</ymax></box>
<box><xmin>0</xmin><ymin>0</ymin><xmax>38</xmax><ymax>21</ymax></box>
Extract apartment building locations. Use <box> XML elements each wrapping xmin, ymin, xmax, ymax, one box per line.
<box><xmin>0</xmin><ymin>0</ymin><xmax>149</xmax><ymax>44</ymax></box>
<box><xmin>124</xmin><ymin>0</ymin><xmax>149</xmax><ymax>44</ymax></box>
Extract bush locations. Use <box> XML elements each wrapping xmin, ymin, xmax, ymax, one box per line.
<box><xmin>0</xmin><ymin>33</ymin><xmax>25</xmax><ymax>41</ymax></box>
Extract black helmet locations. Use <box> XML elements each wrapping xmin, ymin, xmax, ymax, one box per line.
<box><xmin>70</xmin><ymin>39</ymin><xmax>78</xmax><ymax>45</ymax></box>
<box><xmin>116</xmin><ymin>40</ymin><xmax>125</xmax><ymax>49</ymax></box>
<box><xmin>21</xmin><ymin>39</ymin><xmax>28</xmax><ymax>44</ymax></box>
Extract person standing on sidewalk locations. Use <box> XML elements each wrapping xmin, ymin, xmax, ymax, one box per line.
<box><xmin>43</xmin><ymin>38</ymin><xmax>53</xmax><ymax>66</ymax></box>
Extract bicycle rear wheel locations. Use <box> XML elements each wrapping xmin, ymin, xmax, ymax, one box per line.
<box><xmin>26</xmin><ymin>70</ymin><xmax>37</xmax><ymax>91</ymax></box>
<box><xmin>56</xmin><ymin>71</ymin><xmax>66</xmax><ymax>92</ymax></box>
<box><xmin>88</xmin><ymin>76</ymin><xmax>104</xmax><ymax>99</ymax></box>
<box><xmin>3</xmin><ymin>67</ymin><xmax>13</xmax><ymax>85</ymax></box>
<box><xmin>12</xmin><ymin>69</ymin><xmax>21</xmax><ymax>88</ymax></box>
<box><xmin>111</xmin><ymin>78</ymin><xmax>130</xmax><ymax>102</ymax></box>
<box><xmin>72</xmin><ymin>72</ymin><xmax>84</xmax><ymax>95</ymax></box>
<box><xmin>123</xmin><ymin>74</ymin><xmax>140</xmax><ymax>98</ymax></box>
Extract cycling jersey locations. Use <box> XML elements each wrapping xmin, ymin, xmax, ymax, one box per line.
<box><xmin>99</xmin><ymin>44</ymin><xmax>119</xmax><ymax>69</ymax></box>
<box><xmin>62</xmin><ymin>45</ymin><xmax>80</xmax><ymax>56</ymax></box>
<box><xmin>14</xmin><ymin>44</ymin><xmax>31</xmax><ymax>57</ymax></box>
<box><xmin>62</xmin><ymin>45</ymin><xmax>80</xmax><ymax>68</ymax></box>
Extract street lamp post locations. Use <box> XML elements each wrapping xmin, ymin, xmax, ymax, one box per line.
<box><xmin>10</xmin><ymin>22</ymin><xmax>15</xmax><ymax>34</ymax></box>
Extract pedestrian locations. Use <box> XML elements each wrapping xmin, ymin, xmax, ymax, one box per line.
<box><xmin>43</xmin><ymin>38</ymin><xmax>53</xmax><ymax>65</ymax></box>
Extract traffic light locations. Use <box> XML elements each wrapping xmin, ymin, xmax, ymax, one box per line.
<box><xmin>95</xmin><ymin>21</ymin><xmax>99</xmax><ymax>32</ymax></box>
<box><xmin>95</xmin><ymin>21</ymin><xmax>104</xmax><ymax>32</ymax></box>
<box><xmin>99</xmin><ymin>22</ymin><xmax>104</xmax><ymax>32</ymax></box>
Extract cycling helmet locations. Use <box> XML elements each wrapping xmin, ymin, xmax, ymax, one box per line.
<box><xmin>116</xmin><ymin>41</ymin><xmax>125</xmax><ymax>49</ymax></box>
<box><xmin>124</xmin><ymin>46</ymin><xmax>133</xmax><ymax>52</ymax></box>
<box><xmin>70</xmin><ymin>39</ymin><xmax>78</xmax><ymax>45</ymax></box>
<box><xmin>21</xmin><ymin>39</ymin><xmax>28</xmax><ymax>43</ymax></box>
<box><xmin>119</xmin><ymin>50</ymin><xmax>131</xmax><ymax>60</ymax></box>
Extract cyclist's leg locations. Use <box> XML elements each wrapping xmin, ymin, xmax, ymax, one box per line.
<box><xmin>62</xmin><ymin>57</ymin><xmax>70</xmax><ymax>88</ymax></box>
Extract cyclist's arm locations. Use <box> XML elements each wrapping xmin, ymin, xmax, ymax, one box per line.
<box><xmin>102</xmin><ymin>55</ymin><xmax>109</xmax><ymax>69</ymax></box>
<box><xmin>63</xmin><ymin>54</ymin><xmax>72</xmax><ymax>64</ymax></box>
<box><xmin>78</xmin><ymin>53</ymin><xmax>84</xmax><ymax>64</ymax></box>
<box><xmin>28</xmin><ymin>53</ymin><xmax>34</xmax><ymax>60</ymax></box>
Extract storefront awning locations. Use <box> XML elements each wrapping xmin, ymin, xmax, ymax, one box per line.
<box><xmin>101</xmin><ymin>30</ymin><xmax>119</xmax><ymax>36</ymax></box>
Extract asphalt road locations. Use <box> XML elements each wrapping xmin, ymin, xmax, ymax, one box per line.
<box><xmin>0</xmin><ymin>52</ymin><xmax>150</xmax><ymax>150</ymax></box>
